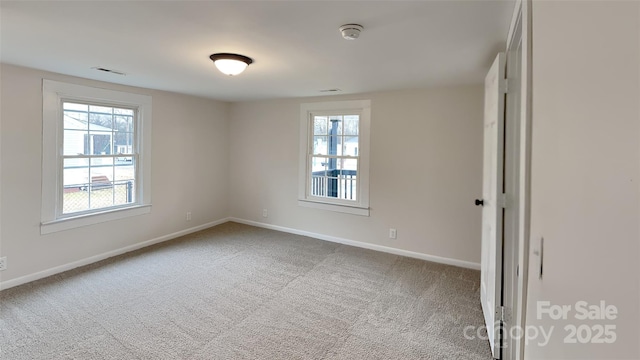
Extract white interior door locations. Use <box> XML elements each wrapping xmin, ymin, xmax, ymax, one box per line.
<box><xmin>502</xmin><ymin>17</ymin><xmax>523</xmax><ymax>360</ymax></box>
<box><xmin>480</xmin><ymin>52</ymin><xmax>505</xmax><ymax>359</ymax></box>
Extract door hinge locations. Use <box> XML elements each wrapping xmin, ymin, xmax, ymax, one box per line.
<box><xmin>498</xmin><ymin>193</ymin><xmax>508</xmax><ymax>208</ymax></box>
<box><xmin>499</xmin><ymin>306</ymin><xmax>510</xmax><ymax>323</ymax></box>
<box><xmin>497</xmin><ymin>306</ymin><xmax>511</xmax><ymax>323</ymax></box>
<box><xmin>499</xmin><ymin>78</ymin><xmax>509</xmax><ymax>93</ymax></box>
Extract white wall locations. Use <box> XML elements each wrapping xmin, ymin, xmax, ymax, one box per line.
<box><xmin>0</xmin><ymin>64</ymin><xmax>230</xmax><ymax>286</ymax></box>
<box><xmin>0</xmin><ymin>65</ymin><xmax>484</xmax><ymax>286</ymax></box>
<box><xmin>525</xmin><ymin>1</ymin><xmax>640</xmax><ymax>358</ymax></box>
<box><xmin>229</xmin><ymin>86</ymin><xmax>484</xmax><ymax>266</ymax></box>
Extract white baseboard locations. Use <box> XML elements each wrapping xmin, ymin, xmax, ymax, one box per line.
<box><xmin>1</xmin><ymin>216</ymin><xmax>480</xmax><ymax>290</ymax></box>
<box><xmin>229</xmin><ymin>218</ymin><xmax>480</xmax><ymax>270</ymax></box>
<box><xmin>0</xmin><ymin>217</ymin><xmax>230</xmax><ymax>290</ymax></box>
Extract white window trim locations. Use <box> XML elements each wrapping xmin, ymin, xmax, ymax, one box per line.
<box><xmin>298</xmin><ymin>99</ymin><xmax>371</xmax><ymax>216</ymax></box>
<box><xmin>41</xmin><ymin>80</ymin><xmax>152</xmax><ymax>234</ymax></box>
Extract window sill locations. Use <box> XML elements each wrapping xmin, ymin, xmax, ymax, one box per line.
<box><xmin>41</xmin><ymin>204</ymin><xmax>151</xmax><ymax>235</ymax></box>
<box><xmin>298</xmin><ymin>200</ymin><xmax>370</xmax><ymax>216</ymax></box>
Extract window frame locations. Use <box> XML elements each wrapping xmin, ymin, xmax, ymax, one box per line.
<box><xmin>41</xmin><ymin>80</ymin><xmax>152</xmax><ymax>234</ymax></box>
<box><xmin>298</xmin><ymin>100</ymin><xmax>371</xmax><ymax>216</ymax></box>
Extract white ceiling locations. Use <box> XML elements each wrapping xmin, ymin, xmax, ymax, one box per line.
<box><xmin>1</xmin><ymin>1</ymin><xmax>514</xmax><ymax>102</ymax></box>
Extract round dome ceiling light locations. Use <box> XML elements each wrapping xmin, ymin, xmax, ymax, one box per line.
<box><xmin>339</xmin><ymin>24</ymin><xmax>363</xmax><ymax>40</ymax></box>
<box><xmin>209</xmin><ymin>53</ymin><xmax>253</xmax><ymax>76</ymax></box>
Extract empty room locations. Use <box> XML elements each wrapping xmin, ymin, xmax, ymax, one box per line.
<box><xmin>1</xmin><ymin>1</ymin><xmax>639</xmax><ymax>360</ymax></box>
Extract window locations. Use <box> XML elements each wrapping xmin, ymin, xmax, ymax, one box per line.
<box><xmin>41</xmin><ymin>80</ymin><xmax>152</xmax><ymax>234</ymax></box>
<box><xmin>298</xmin><ymin>100</ymin><xmax>370</xmax><ymax>216</ymax></box>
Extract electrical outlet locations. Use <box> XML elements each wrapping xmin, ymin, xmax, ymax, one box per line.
<box><xmin>389</xmin><ymin>228</ymin><xmax>397</xmax><ymax>239</ymax></box>
<box><xmin>262</xmin><ymin>209</ymin><xmax>268</xmax><ymax>218</ymax></box>
<box><xmin>0</xmin><ymin>257</ymin><xmax>7</xmax><ymax>271</ymax></box>
<box><xmin>186</xmin><ymin>212</ymin><xmax>192</xmax><ymax>221</ymax></box>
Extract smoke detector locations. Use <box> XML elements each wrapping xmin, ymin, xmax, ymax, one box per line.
<box><xmin>339</xmin><ymin>24</ymin><xmax>363</xmax><ymax>40</ymax></box>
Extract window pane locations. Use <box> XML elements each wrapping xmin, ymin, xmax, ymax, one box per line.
<box><xmin>63</xmin><ymin>130</ymin><xmax>87</xmax><ymax>156</ymax></box>
<box><xmin>114</xmin><ymin>133</ymin><xmax>134</xmax><ymax>154</ymax></box>
<box><xmin>311</xmin><ymin>156</ymin><xmax>328</xmax><ymax>173</ymax></box>
<box><xmin>89</xmin><ymin>105</ymin><xmax>113</xmax><ymax>115</ymax></box>
<box><xmin>89</xmin><ymin>112</ymin><xmax>113</xmax><ymax>130</ymax></box>
<box><xmin>324</xmin><ymin>176</ymin><xmax>340</xmax><ymax>199</ymax></box>
<box><xmin>90</xmin><ymin>186</ymin><xmax>114</xmax><ymax>209</ymax></box>
<box><xmin>115</xmin><ymin>157</ymin><xmax>135</xmax><ymax>205</ymax></box>
<box><xmin>89</xmin><ymin>158</ymin><xmax>114</xmax><ymax>210</ymax></box>
<box><xmin>310</xmin><ymin>156</ymin><xmax>328</xmax><ymax>197</ymax></box>
<box><xmin>63</xmin><ymin>158</ymin><xmax>89</xmax><ymax>214</ymax></box>
<box><xmin>313</xmin><ymin>136</ymin><xmax>327</xmax><ymax>155</ymax></box>
<box><xmin>90</xmin><ymin>157</ymin><xmax>113</xmax><ymax>173</ymax></box>
<box><xmin>64</xmin><ymin>102</ymin><xmax>88</xmax><ymax>112</ymax></box>
<box><xmin>114</xmin><ymin>157</ymin><xmax>135</xmax><ymax>181</ymax></box>
<box><xmin>324</xmin><ymin>156</ymin><xmax>340</xmax><ymax>172</ymax></box>
<box><xmin>342</xmin><ymin>156</ymin><xmax>358</xmax><ymax>172</ymax></box>
<box><xmin>115</xmin><ymin>115</ymin><xmax>134</xmax><ymax>133</ymax></box>
<box><xmin>310</xmin><ymin>175</ymin><xmax>326</xmax><ymax>197</ymax></box>
<box><xmin>335</xmin><ymin>158</ymin><xmax>357</xmax><ymax>201</ymax></box>
<box><xmin>114</xmin><ymin>180</ymin><xmax>134</xmax><ymax>206</ymax></box>
<box><xmin>63</xmin><ymin>158</ymin><xmax>88</xmax><ymax>187</ymax></box>
<box><xmin>313</xmin><ymin>116</ymin><xmax>327</xmax><ymax>135</ymax></box>
<box><xmin>328</xmin><ymin>117</ymin><xmax>343</xmax><ymax>136</ymax></box>
<box><xmin>344</xmin><ymin>115</ymin><xmax>359</xmax><ymax>135</ymax></box>
<box><xmin>114</xmin><ymin>108</ymin><xmax>134</xmax><ymax>116</ymax></box>
<box><xmin>61</xmin><ymin>103</ymin><xmax>137</xmax><ymax>214</ymax></box>
<box><xmin>309</xmin><ymin>155</ymin><xmax>358</xmax><ymax>201</ymax></box>
<box><xmin>327</xmin><ymin>136</ymin><xmax>342</xmax><ymax>156</ymax></box>
<box><xmin>339</xmin><ymin>171</ymin><xmax>357</xmax><ymax>201</ymax></box>
<box><xmin>343</xmin><ymin>136</ymin><xmax>359</xmax><ymax>156</ymax></box>
<box><xmin>89</xmin><ymin>132</ymin><xmax>113</xmax><ymax>155</ymax></box>
<box><xmin>63</xmin><ymin>112</ymin><xmax>88</xmax><ymax>129</ymax></box>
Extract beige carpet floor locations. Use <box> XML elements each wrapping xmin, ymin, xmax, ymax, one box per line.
<box><xmin>0</xmin><ymin>222</ymin><xmax>491</xmax><ymax>360</ymax></box>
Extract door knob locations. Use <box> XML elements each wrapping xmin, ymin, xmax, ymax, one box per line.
<box><xmin>475</xmin><ymin>199</ymin><xmax>484</xmax><ymax>206</ymax></box>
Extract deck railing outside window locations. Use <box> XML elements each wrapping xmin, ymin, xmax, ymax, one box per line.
<box><xmin>311</xmin><ymin>169</ymin><xmax>357</xmax><ymax>200</ymax></box>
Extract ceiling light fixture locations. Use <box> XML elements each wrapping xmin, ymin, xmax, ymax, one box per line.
<box><xmin>209</xmin><ymin>53</ymin><xmax>253</xmax><ymax>76</ymax></box>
